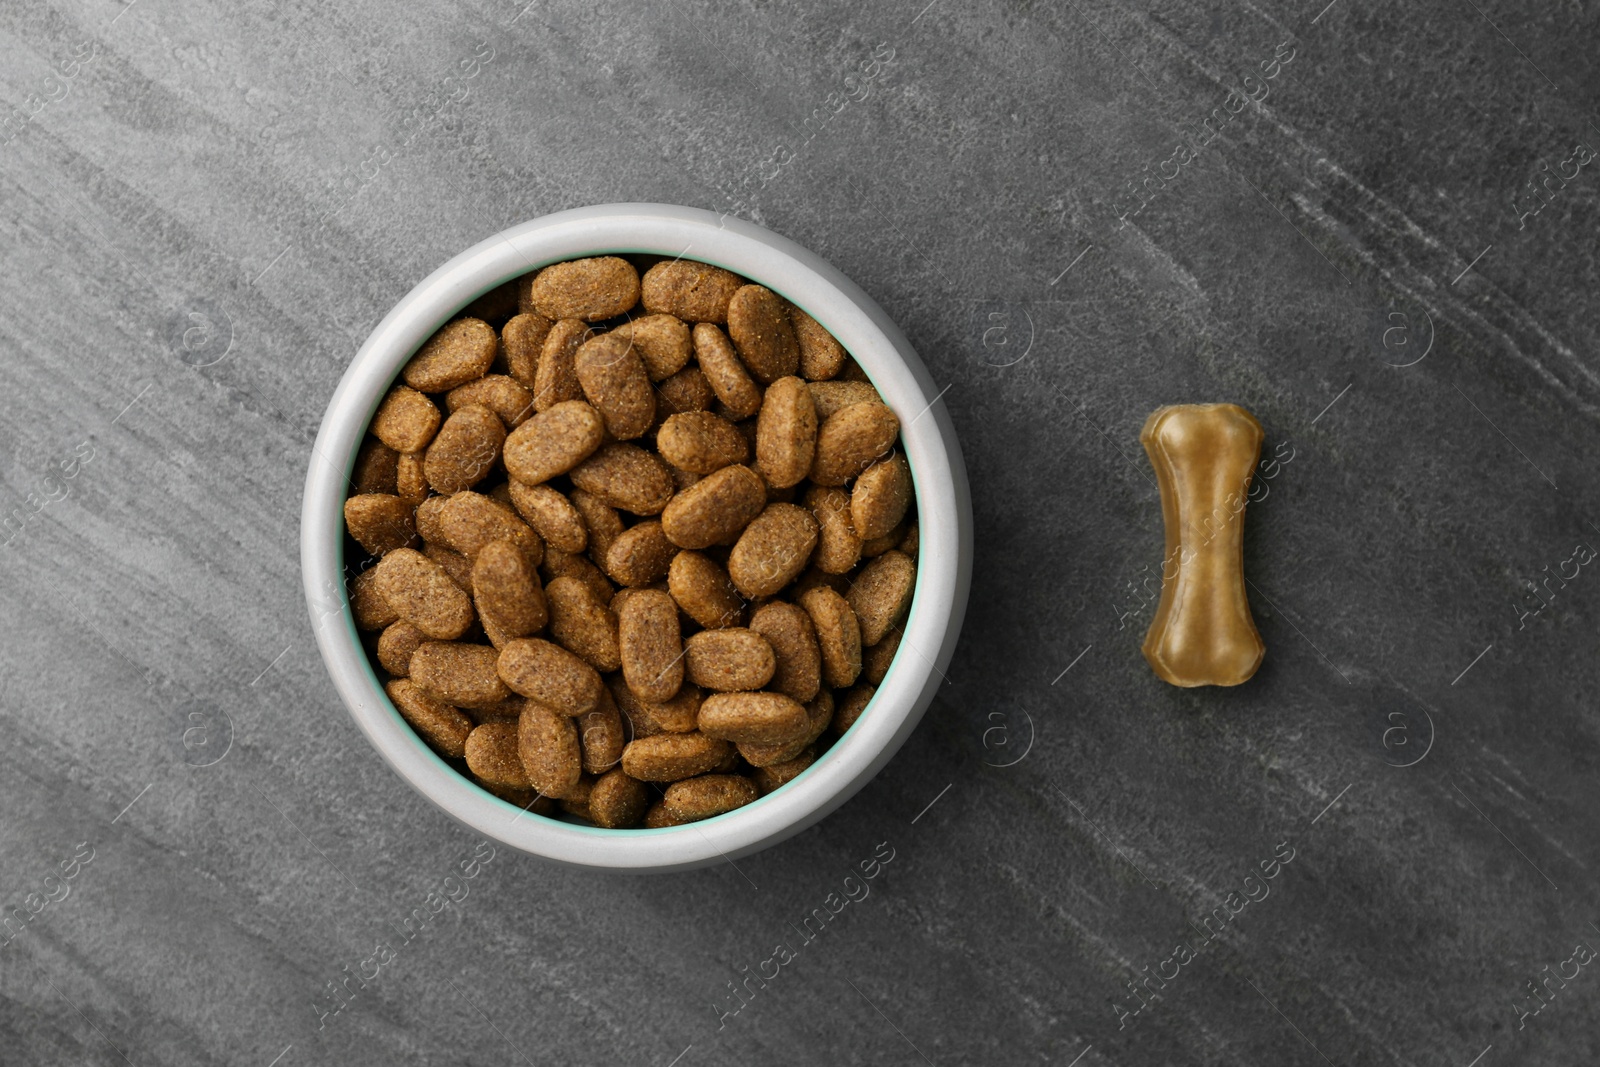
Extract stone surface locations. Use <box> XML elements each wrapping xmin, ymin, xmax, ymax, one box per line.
<box><xmin>2</xmin><ymin>1</ymin><xmax>1598</xmax><ymax>1064</ymax></box>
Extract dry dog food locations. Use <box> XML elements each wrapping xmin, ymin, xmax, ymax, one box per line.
<box><xmin>344</xmin><ymin>254</ymin><xmax>920</xmax><ymax>828</ymax></box>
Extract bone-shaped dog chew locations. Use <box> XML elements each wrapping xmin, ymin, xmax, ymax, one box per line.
<box><xmin>1141</xmin><ymin>403</ymin><xmax>1265</xmax><ymax>687</ymax></box>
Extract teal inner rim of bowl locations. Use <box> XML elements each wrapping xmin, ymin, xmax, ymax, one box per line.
<box><xmin>341</xmin><ymin>246</ymin><xmax>931</xmax><ymax>836</ymax></box>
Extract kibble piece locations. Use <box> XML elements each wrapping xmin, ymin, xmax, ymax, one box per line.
<box><xmin>862</xmin><ymin>628</ymin><xmax>902</xmax><ymax>685</ymax></box>
<box><xmin>464</xmin><ymin>279</ymin><xmax>519</xmax><ymax>325</ymax></box>
<box><xmin>559</xmin><ymin>776</ymin><xmax>594</xmax><ymax>819</ymax></box>
<box><xmin>465</xmin><ymin>720</ymin><xmax>532</xmax><ymax>788</ymax></box>
<box><xmin>752</xmin><ymin>748</ymin><xmax>817</xmax><ymax>794</ymax></box>
<box><xmin>605</xmin><ymin>521</ymin><xmax>676</xmax><ymax>588</ymax></box>
<box><xmin>496</xmin><ymin>637</ymin><xmax>603</xmax><ymax>716</ymax></box>
<box><xmin>727</xmin><ymin>285</ymin><xmax>799</xmax><ymax>384</ymax></box>
<box><xmin>576</xmin><ymin>687</ymin><xmax>626</xmax><ymax>774</ymax></box>
<box><xmin>533</xmin><ymin>319</ymin><xmax>590</xmax><ymax>411</ymax></box>
<box><xmin>446</xmin><ymin>374</ymin><xmax>537</xmax><ymax>429</ymax></box>
<box><xmin>502</xmin><ymin>400</ymin><xmax>606</xmax><ymax>485</ymax></box>
<box><xmin>641</xmin><ymin>260</ymin><xmax>743</xmax><ymax>323</ymax></box>
<box><xmin>810</xmin><ymin>402</ymin><xmax>900</xmax><ymax>486</ymax></box>
<box><xmin>428</xmin><ymin>491</ymin><xmax>543</xmax><ymax>563</ymax></box>
<box><xmin>614</xmin><ymin>678</ymin><xmax>702</xmax><ymax>737</ymax></box>
<box><xmin>403</xmin><ymin>317</ymin><xmax>497</xmax><ymax>392</ymax></box>
<box><xmin>396</xmin><ymin>452</ymin><xmax>428</xmax><ymax>505</ymax></box>
<box><xmin>507</xmin><ymin>482</ymin><xmax>587</xmax><ymax>553</ymax></box>
<box><xmin>575</xmin><ymin>332</ymin><xmax>655</xmax><ymax>440</ymax></box>
<box><xmin>848</xmin><ymin>550</ymin><xmax>915</xmax><ymax>646</ymax></box>
<box><xmin>698</xmin><ymin>691</ymin><xmax>810</xmax><ymax>744</ymax></box>
<box><xmin>468</xmin><ymin>694</ymin><xmax>526</xmax><ymax>724</ymax></box>
<box><xmin>545</xmin><ymin>576</ymin><xmax>623</xmax><ymax>672</ymax></box>
<box><xmin>693</xmin><ymin>323</ymin><xmax>763</xmax><ymax>419</ymax></box>
<box><xmin>755</xmin><ymin>376</ymin><xmax>818</xmax><ymax>489</ymax></box>
<box><xmin>684</xmin><ymin>629</ymin><xmax>776</xmax><ymax>692</ymax></box>
<box><xmin>344</xmin><ymin>494</ymin><xmax>417</xmax><ymax>556</ymax></box>
<box><xmin>899</xmin><ymin>522</ymin><xmax>919</xmax><ymax>557</ymax></box>
<box><xmin>377</xmin><ymin>620</ymin><xmax>427</xmax><ymax>677</ymax></box>
<box><xmin>618</xmin><ymin>589</ymin><xmax>684</xmax><ymax>704</ymax></box>
<box><xmin>861</xmin><ymin>521</ymin><xmax>905</xmax><ymax>558</ymax></box>
<box><xmin>739</xmin><ymin>689</ymin><xmax>832</xmax><ymax>766</ymax></box>
<box><xmin>541</xmin><ymin>547</ymin><xmax>615</xmax><ymax>607</ymax></box>
<box><xmin>657</xmin><ymin>412</ymin><xmax>749</xmax><ymax>475</ymax></box>
<box><xmin>353</xmin><ymin>440</ymin><xmax>399</xmax><ymax>495</ymax></box>
<box><xmin>528</xmin><ymin>256</ymin><xmax>640</xmax><ymax>322</ymax></box>
<box><xmin>644</xmin><ymin>803</ymin><xmax>689</xmax><ymax>827</ymax></box>
<box><xmin>852</xmin><ymin>454</ymin><xmax>913</xmax><ymax>541</ymax></box>
<box><xmin>657</xmin><ymin>365</ymin><xmax>715</xmax><ymax>419</ymax></box>
<box><xmin>660</xmin><ymin>464</ymin><xmax>766</xmax><ymax>549</ymax></box>
<box><xmin>727</xmin><ymin>503</ymin><xmax>819</xmax><ymax>598</ymax></box>
<box><xmin>804</xmin><ymin>485</ymin><xmax>861</xmax><ymax>575</ymax></box>
<box><xmin>371</xmin><ymin>385</ymin><xmax>442</xmax><ymax>453</ymax></box>
<box><xmin>589</xmin><ymin>769</ymin><xmax>649</xmax><ymax>828</ymax></box>
<box><xmin>501</xmin><ymin>312</ymin><xmax>553</xmax><ymax>388</ymax></box>
<box><xmin>799</xmin><ymin>586</ymin><xmax>862</xmax><ymax>687</ymax></box>
<box><xmin>664</xmin><ymin>774</ymin><xmax>758</xmax><ymax>821</ymax></box>
<box><xmin>517</xmin><ymin>702</ymin><xmax>583</xmax><ymax>798</ymax></box>
<box><xmin>833</xmin><ymin>684</ymin><xmax>875</xmax><ymax>736</ymax></box>
<box><xmin>472</xmin><ymin>539</ymin><xmax>548</xmax><ymax>639</ymax></box>
<box><xmin>373</xmin><ymin>549</ymin><xmax>474</xmax><ymax>640</ymax></box>
<box><xmin>569</xmin><ymin>443</ymin><xmax>675</xmax><ymax>516</ymax></box>
<box><xmin>792</xmin><ymin>566</ymin><xmax>848</xmax><ymax>598</ymax></box>
<box><xmin>790</xmin><ymin>305</ymin><xmax>847</xmax><ymax>381</ymax></box>
<box><xmin>748</xmin><ymin>601</ymin><xmax>821</xmax><ymax>703</ymax></box>
<box><xmin>569</xmin><ymin>490</ymin><xmax>624</xmax><ymax>564</ymax></box>
<box><xmin>621</xmin><ymin>732</ymin><xmax>733</xmax><ymax>782</ymax></box>
<box><xmin>612</xmin><ymin>313</ymin><xmax>692</xmax><ymax>381</ymax></box>
<box><xmin>412</xmin><ymin>642</ymin><xmax>513</xmax><ymax>708</ymax></box>
<box><xmin>386</xmin><ymin>679</ymin><xmax>473</xmax><ymax>758</ymax></box>
<box><xmin>423</xmin><ymin>541</ymin><xmax>474</xmax><ymax>593</ymax></box>
<box><xmin>808</xmin><ymin>380</ymin><xmax>882</xmax><ymax>420</ymax></box>
<box><xmin>667</xmin><ymin>550</ymin><xmax>743</xmax><ymax>630</ymax></box>
<box><xmin>424</xmin><ymin>404</ymin><xmax>506</xmax><ymax>495</ymax></box>
<box><xmin>350</xmin><ymin>567</ymin><xmax>398</xmax><ymax>630</ymax></box>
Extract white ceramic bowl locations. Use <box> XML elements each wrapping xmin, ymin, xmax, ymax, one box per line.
<box><xmin>301</xmin><ymin>203</ymin><xmax>971</xmax><ymax>872</ymax></box>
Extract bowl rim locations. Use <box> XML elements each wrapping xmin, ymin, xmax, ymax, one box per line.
<box><xmin>301</xmin><ymin>203</ymin><xmax>971</xmax><ymax>872</ymax></box>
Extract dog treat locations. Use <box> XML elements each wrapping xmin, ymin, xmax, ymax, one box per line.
<box><xmin>1141</xmin><ymin>403</ymin><xmax>1266</xmax><ymax>687</ymax></box>
<box><xmin>344</xmin><ymin>254</ymin><xmax>920</xmax><ymax>828</ymax></box>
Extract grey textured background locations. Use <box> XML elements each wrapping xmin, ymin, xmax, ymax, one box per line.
<box><xmin>3</xmin><ymin>0</ymin><xmax>1598</xmax><ymax>1063</ymax></box>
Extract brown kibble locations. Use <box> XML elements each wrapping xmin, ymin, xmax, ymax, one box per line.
<box><xmin>848</xmin><ymin>550</ymin><xmax>915</xmax><ymax>646</ymax></box>
<box><xmin>568</xmin><ymin>489</ymin><xmax>624</xmax><ymax>564</ymax></box>
<box><xmin>605</xmin><ymin>521</ymin><xmax>676</xmax><ymax>588</ymax></box>
<box><xmin>684</xmin><ymin>629</ymin><xmax>776</xmax><ymax>692</ymax></box>
<box><xmin>576</xmin><ymin>687</ymin><xmax>626</xmax><ymax>774</ymax></box>
<box><xmin>790</xmin><ymin>304</ymin><xmax>847</xmax><ymax>381</ymax></box>
<box><xmin>528</xmin><ymin>256</ymin><xmax>640</xmax><ymax>321</ymax></box>
<box><xmin>353</xmin><ymin>440</ymin><xmax>399</xmax><ymax>495</ymax></box>
<box><xmin>618</xmin><ymin>589</ymin><xmax>684</xmax><ymax>704</ymax></box>
<box><xmin>754</xmin><ymin>376</ymin><xmax>818</xmax><ymax>489</ymax></box>
<box><xmin>810</xmin><ymin>402</ymin><xmax>900</xmax><ymax>486</ymax></box>
<box><xmin>611</xmin><ymin>313</ymin><xmax>692</xmax><ymax>381</ymax></box>
<box><xmin>613</xmin><ymin>678</ymin><xmax>702</xmax><ymax>738</ymax></box>
<box><xmin>575</xmin><ymin>332</ymin><xmax>655</xmax><ymax>440</ymax></box>
<box><xmin>899</xmin><ymin>522</ymin><xmax>919</xmax><ymax>558</ymax></box>
<box><xmin>386</xmin><ymin>679</ymin><xmax>473</xmax><ymax>758</ymax></box>
<box><xmin>752</xmin><ymin>748</ymin><xmax>817</xmax><ymax>794</ymax></box>
<box><xmin>541</xmin><ymin>547</ymin><xmax>614</xmax><ymax>606</ymax></box>
<box><xmin>667</xmin><ymin>550</ymin><xmax>743</xmax><ymax>630</ymax></box>
<box><xmin>698</xmin><ymin>691</ymin><xmax>809</xmax><ymax>744</ymax></box>
<box><xmin>446</xmin><ymin>374</ymin><xmax>537</xmax><ymax>429</ymax></box>
<box><xmin>559</xmin><ymin>775</ymin><xmax>594</xmax><ymax>819</ymax></box>
<box><xmin>726</xmin><ymin>285</ymin><xmax>799</xmax><ymax>384</ymax></box>
<box><xmin>644</xmin><ymin>803</ymin><xmax>689</xmax><ymax>828</ymax></box>
<box><xmin>465</xmin><ymin>720</ymin><xmax>531</xmax><ymax>788</ymax></box>
<box><xmin>833</xmin><ymin>684</ymin><xmax>875</xmax><ymax>737</ymax></box>
<box><xmin>804</xmin><ymin>485</ymin><xmax>861</xmax><ymax>574</ymax></box>
<box><xmin>424</xmin><ymin>404</ymin><xmax>506</xmax><ymax>494</ymax></box>
<box><xmin>692</xmin><ymin>323</ymin><xmax>762</xmax><ymax>419</ymax></box>
<box><xmin>373</xmin><ymin>548</ymin><xmax>474</xmax><ymax>639</ymax></box>
<box><xmin>501</xmin><ymin>312</ymin><xmax>553</xmax><ymax>388</ymax></box>
<box><xmin>507</xmin><ymin>482</ymin><xmax>587</xmax><ymax>554</ymax></box>
<box><xmin>403</xmin><ymin>317</ymin><xmax>497</xmax><ymax>392</ymax></box>
<box><xmin>852</xmin><ymin>454</ymin><xmax>913</xmax><ymax>541</ymax></box>
<box><xmin>472</xmin><ymin>539</ymin><xmax>548</xmax><ymax>640</ymax></box>
<box><xmin>497</xmin><ymin>637</ymin><xmax>603</xmax><ymax>715</ymax></box>
<box><xmin>862</xmin><ymin>628</ymin><xmax>902</xmax><ymax>685</ymax></box>
<box><xmin>423</xmin><ymin>541</ymin><xmax>474</xmax><ymax>593</ymax></box>
<box><xmin>569</xmin><ymin>443</ymin><xmax>675</xmax><ymax>516</ymax></box>
<box><xmin>727</xmin><ymin>503</ymin><xmax>819</xmax><ymax>598</ymax></box>
<box><xmin>739</xmin><ymin>690</ymin><xmax>832</xmax><ymax>766</ymax></box>
<box><xmin>545</xmin><ymin>576</ymin><xmax>622</xmax><ymax>672</ymax></box>
<box><xmin>622</xmin><ymin>732</ymin><xmax>733</xmax><ymax>782</ymax></box>
<box><xmin>807</xmin><ymin>380</ymin><xmax>882</xmax><ymax>421</ymax></box>
<box><xmin>663</xmin><ymin>774</ymin><xmax>758</xmax><ymax>821</ymax></box>
<box><xmin>799</xmin><ymin>586</ymin><xmax>862</xmax><ymax>687</ymax></box>
<box><xmin>516</xmin><ymin>701</ymin><xmax>583</xmax><ymax>797</ymax></box>
<box><xmin>467</xmin><ymin>694</ymin><xmax>526</xmax><ymax>725</ymax></box>
<box><xmin>657</xmin><ymin>411</ymin><xmax>749</xmax><ymax>475</ymax></box>
<box><xmin>748</xmin><ymin>601</ymin><xmax>821</xmax><ymax>703</ymax></box>
<box><xmin>589</xmin><ymin>769</ymin><xmax>649</xmax><ymax>828</ymax></box>
<box><xmin>641</xmin><ymin>260</ymin><xmax>743</xmax><ymax>323</ymax></box>
<box><xmin>371</xmin><ymin>385</ymin><xmax>441</xmax><ymax>453</ymax></box>
<box><xmin>396</xmin><ymin>452</ymin><xmax>428</xmax><ymax>505</ymax></box>
<box><xmin>464</xmin><ymin>279</ymin><xmax>519</xmax><ymax>326</ymax></box>
<box><xmin>426</xmin><ymin>491</ymin><xmax>543</xmax><ymax>563</ymax></box>
<box><xmin>377</xmin><ymin>620</ymin><xmax>427</xmax><ymax>677</ymax></box>
<box><xmin>860</xmin><ymin>521</ymin><xmax>905</xmax><ymax>558</ymax></box>
<box><xmin>412</xmin><ymin>642</ymin><xmax>512</xmax><ymax>708</ymax></box>
<box><xmin>350</xmin><ymin>567</ymin><xmax>399</xmax><ymax>631</ymax></box>
<box><xmin>502</xmin><ymin>400</ymin><xmax>606</xmax><ymax>485</ymax></box>
<box><xmin>533</xmin><ymin>319</ymin><xmax>591</xmax><ymax>411</ymax></box>
<box><xmin>344</xmin><ymin>494</ymin><xmax>417</xmax><ymax>556</ymax></box>
<box><xmin>658</xmin><ymin>369</ymin><xmax>716</xmax><ymax>425</ymax></box>
<box><xmin>660</xmin><ymin>464</ymin><xmax>766</xmax><ymax>549</ymax></box>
